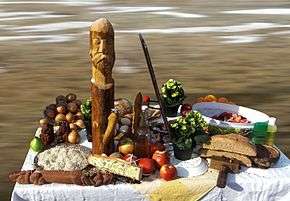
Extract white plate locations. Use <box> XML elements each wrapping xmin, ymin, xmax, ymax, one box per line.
<box><xmin>192</xmin><ymin>102</ymin><xmax>270</xmax><ymax>129</ymax></box>
<box><xmin>175</xmin><ymin>157</ymin><xmax>208</xmax><ymax>177</ymax></box>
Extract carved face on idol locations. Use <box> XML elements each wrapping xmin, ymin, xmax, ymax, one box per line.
<box><xmin>90</xmin><ymin>18</ymin><xmax>115</xmax><ymax>74</ymax></box>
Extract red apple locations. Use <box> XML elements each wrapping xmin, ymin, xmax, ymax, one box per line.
<box><xmin>152</xmin><ymin>150</ymin><xmax>170</xmax><ymax>168</ymax></box>
<box><xmin>160</xmin><ymin>164</ymin><xmax>177</xmax><ymax>181</ymax></box>
<box><xmin>150</xmin><ymin>143</ymin><xmax>165</xmax><ymax>156</ymax></box>
<box><xmin>138</xmin><ymin>158</ymin><xmax>155</xmax><ymax>175</ymax></box>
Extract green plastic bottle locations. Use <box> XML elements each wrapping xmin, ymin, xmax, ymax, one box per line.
<box><xmin>265</xmin><ymin>117</ymin><xmax>277</xmax><ymax>146</ymax></box>
<box><xmin>251</xmin><ymin>121</ymin><xmax>268</xmax><ymax>144</ymax></box>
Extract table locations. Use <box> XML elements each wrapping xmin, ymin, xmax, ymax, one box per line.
<box><xmin>11</xmin><ymin>129</ymin><xmax>290</xmax><ymax>201</ymax></box>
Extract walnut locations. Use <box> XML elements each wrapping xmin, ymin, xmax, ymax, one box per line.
<box><xmin>56</xmin><ymin>121</ymin><xmax>70</xmax><ymax>143</ymax></box>
<box><xmin>40</xmin><ymin>124</ymin><xmax>55</xmax><ymax>146</ymax></box>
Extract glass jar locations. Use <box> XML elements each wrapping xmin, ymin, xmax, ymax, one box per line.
<box><xmin>133</xmin><ymin>110</ymin><xmax>151</xmax><ymax>158</ymax></box>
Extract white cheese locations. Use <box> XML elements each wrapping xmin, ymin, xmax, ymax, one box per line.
<box><xmin>88</xmin><ymin>155</ymin><xmax>142</xmax><ymax>181</ymax></box>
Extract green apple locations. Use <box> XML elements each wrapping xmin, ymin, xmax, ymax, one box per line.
<box><xmin>30</xmin><ymin>137</ymin><xmax>43</xmax><ymax>152</ymax></box>
<box><xmin>118</xmin><ymin>138</ymin><xmax>134</xmax><ymax>155</ymax></box>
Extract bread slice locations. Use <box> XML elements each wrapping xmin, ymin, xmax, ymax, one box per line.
<box><xmin>202</xmin><ymin>134</ymin><xmax>256</xmax><ymax>156</ymax></box>
<box><xmin>217</xmin><ymin>134</ymin><xmax>249</xmax><ymax>143</ymax></box>
<box><xmin>88</xmin><ymin>155</ymin><xmax>142</xmax><ymax>181</ymax></box>
<box><xmin>200</xmin><ymin>149</ymin><xmax>252</xmax><ymax>167</ymax></box>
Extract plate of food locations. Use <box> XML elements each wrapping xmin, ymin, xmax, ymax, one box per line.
<box><xmin>192</xmin><ymin>102</ymin><xmax>270</xmax><ymax>129</ymax></box>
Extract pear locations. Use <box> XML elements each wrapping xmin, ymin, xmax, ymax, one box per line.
<box><xmin>30</xmin><ymin>137</ymin><xmax>43</xmax><ymax>152</ymax></box>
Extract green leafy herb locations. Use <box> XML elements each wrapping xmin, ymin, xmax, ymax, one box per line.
<box><xmin>207</xmin><ymin>125</ymin><xmax>250</xmax><ymax>135</ymax></box>
<box><xmin>81</xmin><ymin>98</ymin><xmax>91</xmax><ymax>120</ymax></box>
<box><xmin>170</xmin><ymin>111</ymin><xmax>207</xmax><ymax>150</ymax></box>
<box><xmin>161</xmin><ymin>79</ymin><xmax>185</xmax><ymax>106</ymax></box>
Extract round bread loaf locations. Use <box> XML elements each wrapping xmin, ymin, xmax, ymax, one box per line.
<box><xmin>251</xmin><ymin>145</ymin><xmax>280</xmax><ymax>169</ymax></box>
<box><xmin>35</xmin><ymin>144</ymin><xmax>90</xmax><ymax>171</ymax></box>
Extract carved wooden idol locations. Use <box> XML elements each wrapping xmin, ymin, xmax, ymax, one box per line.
<box><xmin>90</xmin><ymin>18</ymin><xmax>117</xmax><ymax>155</ymax></box>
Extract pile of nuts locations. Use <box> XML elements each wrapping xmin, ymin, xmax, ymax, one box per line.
<box><xmin>39</xmin><ymin>93</ymin><xmax>85</xmax><ymax>146</ymax></box>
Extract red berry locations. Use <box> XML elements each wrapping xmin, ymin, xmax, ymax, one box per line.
<box><xmin>143</xmin><ymin>95</ymin><xmax>150</xmax><ymax>104</ymax></box>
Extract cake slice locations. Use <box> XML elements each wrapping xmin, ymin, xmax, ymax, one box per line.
<box><xmin>202</xmin><ymin>134</ymin><xmax>256</xmax><ymax>156</ymax></box>
<box><xmin>200</xmin><ymin>149</ymin><xmax>252</xmax><ymax>167</ymax></box>
<box><xmin>88</xmin><ymin>155</ymin><xmax>142</xmax><ymax>181</ymax></box>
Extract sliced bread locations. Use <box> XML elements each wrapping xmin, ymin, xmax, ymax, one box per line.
<box><xmin>200</xmin><ymin>148</ymin><xmax>252</xmax><ymax>167</ymax></box>
<box><xmin>202</xmin><ymin>134</ymin><xmax>256</xmax><ymax>156</ymax></box>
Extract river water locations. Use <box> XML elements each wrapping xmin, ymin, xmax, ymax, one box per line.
<box><xmin>1</xmin><ymin>0</ymin><xmax>290</xmax><ymax>198</ymax></box>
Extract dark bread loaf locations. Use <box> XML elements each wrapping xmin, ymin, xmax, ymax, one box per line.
<box><xmin>251</xmin><ymin>145</ymin><xmax>280</xmax><ymax>169</ymax></box>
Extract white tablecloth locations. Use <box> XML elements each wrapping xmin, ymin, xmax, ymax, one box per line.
<box><xmin>11</xmin><ymin>129</ymin><xmax>290</xmax><ymax>201</ymax></box>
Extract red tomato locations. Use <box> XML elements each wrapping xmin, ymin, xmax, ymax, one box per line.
<box><xmin>152</xmin><ymin>150</ymin><xmax>170</xmax><ymax>168</ymax></box>
<box><xmin>160</xmin><ymin>164</ymin><xmax>177</xmax><ymax>181</ymax></box>
<box><xmin>138</xmin><ymin>158</ymin><xmax>155</xmax><ymax>175</ymax></box>
<box><xmin>150</xmin><ymin>143</ymin><xmax>165</xmax><ymax>156</ymax></box>
<box><xmin>143</xmin><ymin>95</ymin><xmax>151</xmax><ymax>104</ymax></box>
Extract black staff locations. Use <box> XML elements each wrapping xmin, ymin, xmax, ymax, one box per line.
<box><xmin>139</xmin><ymin>33</ymin><xmax>171</xmax><ymax>137</ymax></box>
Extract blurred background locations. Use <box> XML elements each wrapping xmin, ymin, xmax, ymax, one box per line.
<box><xmin>1</xmin><ymin>0</ymin><xmax>290</xmax><ymax>199</ymax></box>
